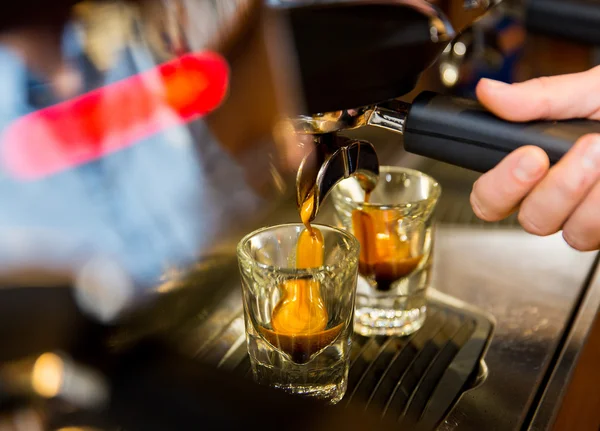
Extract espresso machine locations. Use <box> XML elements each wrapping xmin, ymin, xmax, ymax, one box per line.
<box><xmin>1</xmin><ymin>1</ymin><xmax>600</xmax><ymax>430</ymax></box>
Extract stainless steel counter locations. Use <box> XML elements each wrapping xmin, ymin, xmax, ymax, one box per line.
<box><xmin>433</xmin><ymin>228</ymin><xmax>597</xmax><ymax>430</ymax></box>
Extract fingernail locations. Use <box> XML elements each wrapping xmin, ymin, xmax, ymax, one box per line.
<box><xmin>514</xmin><ymin>152</ymin><xmax>545</xmax><ymax>182</ymax></box>
<box><xmin>481</xmin><ymin>78</ymin><xmax>509</xmax><ymax>89</ymax></box>
<box><xmin>582</xmin><ymin>136</ymin><xmax>600</xmax><ymax>170</ymax></box>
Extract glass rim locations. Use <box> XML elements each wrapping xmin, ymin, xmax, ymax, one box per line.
<box><xmin>237</xmin><ymin>222</ymin><xmax>360</xmax><ymax>274</ymax></box>
<box><xmin>331</xmin><ymin>165</ymin><xmax>442</xmax><ymax>209</ymax></box>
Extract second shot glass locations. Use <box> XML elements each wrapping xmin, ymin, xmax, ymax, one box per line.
<box><xmin>331</xmin><ymin>166</ymin><xmax>441</xmax><ymax>336</ymax></box>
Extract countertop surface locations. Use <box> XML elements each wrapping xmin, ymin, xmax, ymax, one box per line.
<box><xmin>432</xmin><ymin>227</ymin><xmax>597</xmax><ymax>430</ymax></box>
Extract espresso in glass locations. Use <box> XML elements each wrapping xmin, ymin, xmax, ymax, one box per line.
<box><xmin>332</xmin><ymin>167</ymin><xmax>440</xmax><ymax>336</ymax></box>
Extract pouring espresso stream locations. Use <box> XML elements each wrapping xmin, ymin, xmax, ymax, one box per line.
<box><xmin>271</xmin><ymin>193</ymin><xmax>328</xmax><ymax>336</ymax></box>
<box><xmin>262</xmin><ymin>193</ymin><xmax>342</xmax><ymax>364</ymax></box>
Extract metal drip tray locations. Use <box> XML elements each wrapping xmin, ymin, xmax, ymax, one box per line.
<box><xmin>191</xmin><ymin>290</ymin><xmax>494</xmax><ymax>430</ymax></box>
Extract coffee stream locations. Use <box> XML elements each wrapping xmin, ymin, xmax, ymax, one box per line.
<box><xmin>352</xmin><ymin>192</ymin><xmax>422</xmax><ymax>291</ymax></box>
<box><xmin>272</xmin><ymin>193</ymin><xmax>327</xmax><ymax>335</ymax></box>
<box><xmin>264</xmin><ymin>192</ymin><xmax>342</xmax><ymax>364</ymax></box>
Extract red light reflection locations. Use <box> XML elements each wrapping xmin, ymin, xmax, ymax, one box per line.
<box><xmin>1</xmin><ymin>51</ymin><xmax>229</xmax><ymax>180</ymax></box>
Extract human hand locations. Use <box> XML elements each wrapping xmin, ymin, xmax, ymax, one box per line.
<box><xmin>471</xmin><ymin>67</ymin><xmax>600</xmax><ymax>251</ymax></box>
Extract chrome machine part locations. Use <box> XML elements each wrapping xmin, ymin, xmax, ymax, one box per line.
<box><xmin>289</xmin><ymin>101</ymin><xmax>410</xmax><ymax>136</ymax></box>
<box><xmin>292</xmin><ymin>100</ymin><xmax>411</xmax><ymax>220</ymax></box>
<box><xmin>292</xmin><ymin>100</ymin><xmax>410</xmax><ymax>220</ymax></box>
<box><xmin>295</xmin><ymin>134</ymin><xmax>379</xmax><ymax>221</ymax></box>
<box><xmin>366</xmin><ymin>101</ymin><xmax>411</xmax><ymax>135</ymax></box>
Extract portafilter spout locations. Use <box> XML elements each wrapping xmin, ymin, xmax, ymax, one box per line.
<box><xmin>295</xmin><ymin>131</ymin><xmax>379</xmax><ymax>223</ymax></box>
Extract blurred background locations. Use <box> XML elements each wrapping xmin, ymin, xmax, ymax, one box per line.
<box><xmin>0</xmin><ymin>0</ymin><xmax>599</xmax><ymax>430</ymax></box>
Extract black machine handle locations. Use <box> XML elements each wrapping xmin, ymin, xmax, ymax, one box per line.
<box><xmin>403</xmin><ymin>91</ymin><xmax>600</xmax><ymax>173</ymax></box>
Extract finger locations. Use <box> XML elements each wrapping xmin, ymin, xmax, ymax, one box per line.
<box><xmin>562</xmin><ymin>178</ymin><xmax>600</xmax><ymax>251</ymax></box>
<box><xmin>475</xmin><ymin>67</ymin><xmax>600</xmax><ymax>122</ymax></box>
<box><xmin>518</xmin><ymin>134</ymin><xmax>600</xmax><ymax>236</ymax></box>
<box><xmin>471</xmin><ymin>145</ymin><xmax>549</xmax><ymax>221</ymax></box>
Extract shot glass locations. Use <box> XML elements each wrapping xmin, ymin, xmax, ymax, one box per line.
<box><xmin>237</xmin><ymin>223</ymin><xmax>359</xmax><ymax>404</ymax></box>
<box><xmin>331</xmin><ymin>166</ymin><xmax>441</xmax><ymax>336</ymax></box>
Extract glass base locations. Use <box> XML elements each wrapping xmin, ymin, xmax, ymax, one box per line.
<box><xmin>353</xmin><ymin>276</ymin><xmax>428</xmax><ymax>336</ymax></box>
<box><xmin>250</xmin><ymin>360</ymin><xmax>348</xmax><ymax>405</ymax></box>
<box><xmin>354</xmin><ymin>305</ymin><xmax>427</xmax><ymax>336</ymax></box>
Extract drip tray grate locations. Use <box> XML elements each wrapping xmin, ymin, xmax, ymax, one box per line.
<box><xmin>195</xmin><ymin>292</ymin><xmax>493</xmax><ymax>430</ymax></box>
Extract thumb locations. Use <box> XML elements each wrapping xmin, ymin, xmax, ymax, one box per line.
<box><xmin>475</xmin><ymin>67</ymin><xmax>600</xmax><ymax>122</ymax></box>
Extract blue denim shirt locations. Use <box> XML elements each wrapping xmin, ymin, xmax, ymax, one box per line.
<box><xmin>0</xmin><ymin>26</ymin><xmax>265</xmax><ymax>290</ymax></box>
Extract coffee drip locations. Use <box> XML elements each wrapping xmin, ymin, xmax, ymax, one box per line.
<box><xmin>351</xmin><ymin>195</ymin><xmax>423</xmax><ymax>291</ymax></box>
<box><xmin>264</xmin><ymin>193</ymin><xmax>341</xmax><ymax>364</ymax></box>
